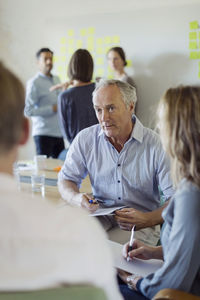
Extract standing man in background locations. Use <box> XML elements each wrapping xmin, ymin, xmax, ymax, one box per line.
<box><xmin>25</xmin><ymin>48</ymin><xmax>64</xmax><ymax>158</ymax></box>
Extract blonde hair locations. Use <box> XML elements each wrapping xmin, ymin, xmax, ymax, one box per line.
<box><xmin>157</xmin><ymin>86</ymin><xmax>200</xmax><ymax>187</ymax></box>
<box><xmin>0</xmin><ymin>62</ymin><xmax>25</xmax><ymax>154</ymax></box>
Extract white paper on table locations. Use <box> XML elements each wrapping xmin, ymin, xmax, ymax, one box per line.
<box><xmin>108</xmin><ymin>240</ymin><xmax>163</xmax><ymax>276</ymax></box>
<box><xmin>90</xmin><ymin>205</ymin><xmax>126</xmax><ymax>217</ymax></box>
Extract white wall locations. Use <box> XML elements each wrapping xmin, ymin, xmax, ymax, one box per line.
<box><xmin>0</xmin><ymin>0</ymin><xmax>199</xmax><ymax>159</ymax></box>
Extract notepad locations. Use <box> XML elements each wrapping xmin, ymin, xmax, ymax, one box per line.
<box><xmin>108</xmin><ymin>240</ymin><xmax>163</xmax><ymax>276</ymax></box>
<box><xmin>90</xmin><ymin>205</ymin><xmax>126</xmax><ymax>217</ymax></box>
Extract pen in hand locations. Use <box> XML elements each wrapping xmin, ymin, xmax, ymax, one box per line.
<box><xmin>127</xmin><ymin>225</ymin><xmax>135</xmax><ymax>261</ymax></box>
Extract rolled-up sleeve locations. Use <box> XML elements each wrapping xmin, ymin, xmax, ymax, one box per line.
<box><xmin>58</xmin><ymin>133</ymin><xmax>88</xmax><ymax>188</ymax></box>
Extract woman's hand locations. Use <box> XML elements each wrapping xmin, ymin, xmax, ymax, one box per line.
<box><xmin>123</xmin><ymin>239</ymin><xmax>161</xmax><ymax>261</ymax></box>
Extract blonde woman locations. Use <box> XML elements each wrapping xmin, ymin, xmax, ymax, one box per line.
<box><xmin>118</xmin><ymin>86</ymin><xmax>200</xmax><ymax>300</ymax></box>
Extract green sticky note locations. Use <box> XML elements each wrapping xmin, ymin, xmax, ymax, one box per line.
<box><xmin>87</xmin><ymin>45</ymin><xmax>94</xmax><ymax>52</ymax></box>
<box><xmin>189</xmin><ymin>21</ymin><xmax>199</xmax><ymax>30</ymax></box>
<box><xmin>189</xmin><ymin>32</ymin><xmax>197</xmax><ymax>40</ymax></box>
<box><xmin>198</xmin><ymin>52</ymin><xmax>200</xmax><ymax>59</ymax></box>
<box><xmin>189</xmin><ymin>52</ymin><xmax>198</xmax><ymax>59</ymax></box>
<box><xmin>189</xmin><ymin>41</ymin><xmax>198</xmax><ymax>49</ymax></box>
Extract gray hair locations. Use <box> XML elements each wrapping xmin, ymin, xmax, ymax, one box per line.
<box><xmin>93</xmin><ymin>79</ymin><xmax>137</xmax><ymax>107</ymax></box>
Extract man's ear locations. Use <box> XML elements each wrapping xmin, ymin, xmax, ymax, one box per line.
<box><xmin>19</xmin><ymin>117</ymin><xmax>29</xmax><ymax>146</ymax></box>
<box><xmin>129</xmin><ymin>102</ymin><xmax>135</xmax><ymax>114</ymax></box>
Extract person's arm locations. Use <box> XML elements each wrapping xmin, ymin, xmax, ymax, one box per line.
<box><xmin>24</xmin><ymin>80</ymin><xmax>56</xmax><ymax>117</ymax></box>
<box><xmin>114</xmin><ymin>201</ymin><xmax>168</xmax><ymax>231</ymax></box>
<box><xmin>122</xmin><ymin>239</ymin><xmax>163</xmax><ymax>261</ymax></box>
<box><xmin>58</xmin><ymin>179</ymin><xmax>99</xmax><ymax>212</ymax></box>
<box><xmin>49</xmin><ymin>80</ymin><xmax>72</xmax><ymax>92</ymax></box>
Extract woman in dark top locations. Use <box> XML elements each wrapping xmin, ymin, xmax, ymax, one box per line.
<box><xmin>58</xmin><ymin>49</ymin><xmax>98</xmax><ymax>145</ymax></box>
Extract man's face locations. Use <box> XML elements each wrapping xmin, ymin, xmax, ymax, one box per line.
<box><xmin>93</xmin><ymin>85</ymin><xmax>134</xmax><ymax>141</ymax></box>
<box><xmin>37</xmin><ymin>52</ymin><xmax>53</xmax><ymax>75</ymax></box>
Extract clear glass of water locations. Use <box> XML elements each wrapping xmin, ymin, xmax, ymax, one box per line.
<box><xmin>31</xmin><ymin>174</ymin><xmax>45</xmax><ymax>197</ymax></box>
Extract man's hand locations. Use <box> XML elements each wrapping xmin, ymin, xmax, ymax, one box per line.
<box><xmin>75</xmin><ymin>193</ymin><xmax>99</xmax><ymax>213</ymax></box>
<box><xmin>114</xmin><ymin>208</ymin><xmax>151</xmax><ymax>231</ymax></box>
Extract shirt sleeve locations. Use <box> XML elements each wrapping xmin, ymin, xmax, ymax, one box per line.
<box><xmin>155</xmin><ymin>143</ymin><xmax>174</xmax><ymax>202</ymax></box>
<box><xmin>139</xmin><ymin>186</ymin><xmax>200</xmax><ymax>298</ymax></box>
<box><xmin>24</xmin><ymin>79</ymin><xmax>55</xmax><ymax>117</ymax></box>
<box><xmin>58</xmin><ymin>132</ymin><xmax>88</xmax><ymax>187</ymax></box>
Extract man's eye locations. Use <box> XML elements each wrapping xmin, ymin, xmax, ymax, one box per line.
<box><xmin>109</xmin><ymin>106</ymin><xmax>114</xmax><ymax>112</ymax></box>
<box><xmin>96</xmin><ymin>108</ymin><xmax>102</xmax><ymax>113</ymax></box>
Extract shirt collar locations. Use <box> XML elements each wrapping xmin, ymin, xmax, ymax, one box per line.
<box><xmin>98</xmin><ymin>115</ymin><xmax>144</xmax><ymax>143</ymax></box>
<box><xmin>37</xmin><ymin>72</ymin><xmax>53</xmax><ymax>79</ymax></box>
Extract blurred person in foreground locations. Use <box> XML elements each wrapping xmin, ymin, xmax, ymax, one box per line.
<box><xmin>0</xmin><ymin>61</ymin><xmax>122</xmax><ymax>300</ymax></box>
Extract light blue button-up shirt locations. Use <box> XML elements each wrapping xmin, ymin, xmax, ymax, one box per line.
<box><xmin>59</xmin><ymin>116</ymin><xmax>174</xmax><ymax>212</ymax></box>
<box><xmin>25</xmin><ymin>72</ymin><xmax>62</xmax><ymax>137</ymax></box>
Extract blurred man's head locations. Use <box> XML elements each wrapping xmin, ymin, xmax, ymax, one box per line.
<box><xmin>0</xmin><ymin>62</ymin><xmax>29</xmax><ymax>157</ymax></box>
<box><xmin>36</xmin><ymin>48</ymin><xmax>53</xmax><ymax>76</ymax></box>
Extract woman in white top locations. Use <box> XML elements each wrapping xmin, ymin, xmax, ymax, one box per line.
<box><xmin>107</xmin><ymin>47</ymin><xmax>136</xmax><ymax>88</ymax></box>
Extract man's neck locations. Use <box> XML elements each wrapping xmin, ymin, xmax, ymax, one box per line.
<box><xmin>0</xmin><ymin>147</ymin><xmax>17</xmax><ymax>175</ymax></box>
<box><xmin>108</xmin><ymin>122</ymin><xmax>134</xmax><ymax>152</ymax></box>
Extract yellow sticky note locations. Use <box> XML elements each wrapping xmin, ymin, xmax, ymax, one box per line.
<box><xmin>80</xmin><ymin>28</ymin><xmax>86</xmax><ymax>37</ymax></box>
<box><xmin>189</xmin><ymin>32</ymin><xmax>197</xmax><ymax>40</ymax></box>
<box><xmin>57</xmin><ymin>65</ymin><xmax>64</xmax><ymax>71</ymax></box>
<box><xmin>96</xmin><ymin>47</ymin><xmax>104</xmax><ymax>54</ymax></box>
<box><xmin>87</xmin><ymin>36</ymin><xmax>94</xmax><ymax>43</ymax></box>
<box><xmin>88</xmin><ymin>27</ymin><xmax>95</xmax><ymax>35</ymax></box>
<box><xmin>60</xmin><ymin>46</ymin><xmax>66</xmax><ymax>54</ymax></box>
<box><xmin>53</xmin><ymin>56</ymin><xmax>59</xmax><ymax>63</ymax></box>
<box><xmin>68</xmin><ymin>47</ymin><xmax>74</xmax><ymax>54</ymax></box>
<box><xmin>189</xmin><ymin>21</ymin><xmax>199</xmax><ymax>30</ymax></box>
<box><xmin>126</xmin><ymin>59</ymin><xmax>132</xmax><ymax>67</ymax></box>
<box><xmin>68</xmin><ymin>38</ymin><xmax>74</xmax><ymax>46</ymax></box>
<box><xmin>112</xmin><ymin>35</ymin><xmax>120</xmax><ymax>44</ymax></box>
<box><xmin>197</xmin><ymin>52</ymin><xmax>200</xmax><ymax>59</ymax></box>
<box><xmin>96</xmin><ymin>38</ymin><xmax>103</xmax><ymax>45</ymax></box>
<box><xmin>96</xmin><ymin>57</ymin><xmax>104</xmax><ymax>65</ymax></box>
<box><xmin>189</xmin><ymin>52</ymin><xmax>198</xmax><ymax>59</ymax></box>
<box><xmin>96</xmin><ymin>68</ymin><xmax>104</xmax><ymax>76</ymax></box>
<box><xmin>189</xmin><ymin>41</ymin><xmax>198</xmax><ymax>49</ymax></box>
<box><xmin>76</xmin><ymin>39</ymin><xmax>83</xmax><ymax>48</ymax></box>
<box><xmin>104</xmin><ymin>36</ymin><xmax>111</xmax><ymax>44</ymax></box>
<box><xmin>87</xmin><ymin>45</ymin><xmax>94</xmax><ymax>52</ymax></box>
<box><xmin>67</xmin><ymin>29</ymin><xmax>74</xmax><ymax>37</ymax></box>
<box><xmin>60</xmin><ymin>37</ymin><xmax>67</xmax><ymax>44</ymax></box>
<box><xmin>61</xmin><ymin>56</ymin><xmax>66</xmax><ymax>62</ymax></box>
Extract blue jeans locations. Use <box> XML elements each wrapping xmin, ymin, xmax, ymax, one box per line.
<box><xmin>118</xmin><ymin>276</ymin><xmax>149</xmax><ymax>300</ymax></box>
<box><xmin>34</xmin><ymin>135</ymin><xmax>64</xmax><ymax>158</ymax></box>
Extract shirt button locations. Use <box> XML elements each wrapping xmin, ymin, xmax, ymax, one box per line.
<box><xmin>118</xmin><ymin>197</ymin><xmax>121</xmax><ymax>200</ymax></box>
<box><xmin>118</xmin><ymin>180</ymin><xmax>120</xmax><ymax>183</ymax></box>
<box><xmin>118</xmin><ymin>164</ymin><xmax>121</xmax><ymax>167</ymax></box>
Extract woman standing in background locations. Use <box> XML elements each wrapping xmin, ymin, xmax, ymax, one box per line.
<box><xmin>107</xmin><ymin>47</ymin><xmax>136</xmax><ymax>88</ymax></box>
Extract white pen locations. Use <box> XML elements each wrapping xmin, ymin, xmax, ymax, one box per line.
<box><xmin>127</xmin><ymin>225</ymin><xmax>135</xmax><ymax>261</ymax></box>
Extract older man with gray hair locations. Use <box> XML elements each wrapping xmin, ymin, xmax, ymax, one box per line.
<box><xmin>58</xmin><ymin>79</ymin><xmax>174</xmax><ymax>245</ymax></box>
